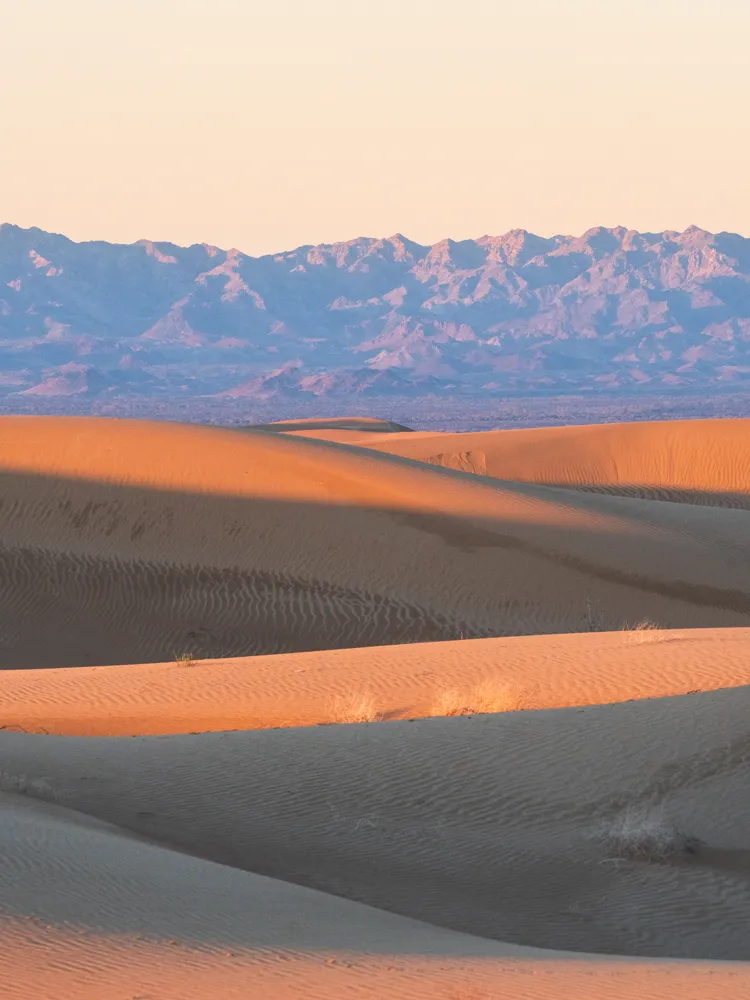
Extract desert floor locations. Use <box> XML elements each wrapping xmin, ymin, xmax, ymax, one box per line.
<box><xmin>2</xmin><ymin>414</ymin><xmax>750</xmax><ymax>999</ymax></box>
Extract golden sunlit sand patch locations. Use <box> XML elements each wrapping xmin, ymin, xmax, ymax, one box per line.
<box><xmin>1</xmin><ymin>628</ymin><xmax>749</xmax><ymax>736</ymax></box>
<box><xmin>350</xmin><ymin>417</ymin><xmax>750</xmax><ymax>508</ymax></box>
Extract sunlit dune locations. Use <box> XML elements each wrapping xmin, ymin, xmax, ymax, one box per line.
<box><xmin>1</xmin><ymin>416</ymin><xmax>750</xmax><ymax>669</ymax></box>
<box><xmin>3</xmin><ymin>414</ymin><xmax>750</xmax><ymax>998</ymax></box>
<box><xmin>1</xmin><ymin>627</ymin><xmax>748</xmax><ymax>736</ymax></box>
<box><xmin>350</xmin><ymin>418</ymin><xmax>750</xmax><ymax>507</ymax></box>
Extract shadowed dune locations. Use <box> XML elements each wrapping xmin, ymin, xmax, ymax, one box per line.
<box><xmin>254</xmin><ymin>417</ymin><xmax>413</xmax><ymax>432</ymax></box>
<box><xmin>4</xmin><ymin>798</ymin><xmax>747</xmax><ymax>1000</ymax></box>
<box><xmin>3</xmin><ymin>682</ymin><xmax>750</xmax><ymax>963</ymax></box>
<box><xmin>1</xmin><ymin>417</ymin><xmax>750</xmax><ymax>668</ymax></box>
<box><xmin>0</xmin><ymin>793</ymin><xmax>527</xmax><ymax>1000</ymax></box>
<box><xmin>248</xmin><ymin>415</ymin><xmax>414</xmax><ymax>443</ymax></box>
<box><xmin>350</xmin><ymin>418</ymin><xmax>750</xmax><ymax>508</ymax></box>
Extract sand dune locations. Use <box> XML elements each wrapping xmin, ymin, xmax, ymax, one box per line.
<box><xmin>1</xmin><ymin>416</ymin><xmax>750</xmax><ymax>669</ymax></box>
<box><xmin>250</xmin><ymin>415</ymin><xmax>414</xmax><ymax>443</ymax></box>
<box><xmin>3</xmin><ymin>680</ymin><xmax>750</xmax><ymax>965</ymax></box>
<box><xmin>255</xmin><ymin>416</ymin><xmax>413</xmax><ymax>433</ymax></box>
<box><xmin>5</xmin><ymin>797</ymin><xmax>748</xmax><ymax>1000</ymax></box>
<box><xmin>1</xmin><ymin>627</ymin><xmax>748</xmax><ymax>736</ymax></box>
<box><xmin>4</xmin><ymin>413</ymin><xmax>750</xmax><ymax>997</ymax></box>
<box><xmin>352</xmin><ymin>418</ymin><xmax>750</xmax><ymax>508</ymax></box>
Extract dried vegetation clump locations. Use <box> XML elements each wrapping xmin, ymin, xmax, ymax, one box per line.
<box><xmin>621</xmin><ymin>619</ymin><xmax>667</xmax><ymax>644</ymax></box>
<box><xmin>174</xmin><ymin>651</ymin><xmax>196</xmax><ymax>667</ymax></box>
<box><xmin>431</xmin><ymin>678</ymin><xmax>525</xmax><ymax>718</ymax></box>
<box><xmin>328</xmin><ymin>692</ymin><xmax>382</xmax><ymax>724</ymax></box>
<box><xmin>599</xmin><ymin>805</ymin><xmax>701</xmax><ymax>862</ymax></box>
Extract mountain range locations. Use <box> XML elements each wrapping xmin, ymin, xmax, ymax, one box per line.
<box><xmin>1</xmin><ymin>223</ymin><xmax>749</xmax><ymax>399</ymax></box>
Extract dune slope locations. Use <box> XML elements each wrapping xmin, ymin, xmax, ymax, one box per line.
<box><xmin>0</xmin><ymin>627</ymin><xmax>748</xmax><ymax>736</ymax></box>
<box><xmin>250</xmin><ymin>415</ymin><xmax>414</xmax><ymax>443</ymax></box>
<box><xmin>5</xmin><ymin>795</ymin><xmax>750</xmax><ymax>1000</ymax></box>
<box><xmin>353</xmin><ymin>418</ymin><xmax>750</xmax><ymax>508</ymax></box>
<box><xmin>1</xmin><ymin>416</ymin><xmax>750</xmax><ymax>669</ymax></box>
<box><xmin>3</xmin><ymin>681</ymin><xmax>750</xmax><ymax>962</ymax></box>
<box><xmin>4</xmin><ymin>414</ymin><xmax>750</xmax><ymax>997</ymax></box>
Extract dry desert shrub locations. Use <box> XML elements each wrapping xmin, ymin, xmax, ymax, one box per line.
<box><xmin>328</xmin><ymin>692</ymin><xmax>381</xmax><ymax>724</ymax></box>
<box><xmin>174</xmin><ymin>650</ymin><xmax>196</xmax><ymax>667</ymax></box>
<box><xmin>584</xmin><ymin>597</ymin><xmax>606</xmax><ymax>632</ymax></box>
<box><xmin>0</xmin><ymin>770</ymin><xmax>55</xmax><ymax>801</ymax></box>
<box><xmin>621</xmin><ymin>619</ymin><xmax>666</xmax><ymax>645</ymax></box>
<box><xmin>599</xmin><ymin>804</ymin><xmax>700</xmax><ymax>862</ymax></box>
<box><xmin>431</xmin><ymin>677</ymin><xmax>524</xmax><ymax>718</ymax></box>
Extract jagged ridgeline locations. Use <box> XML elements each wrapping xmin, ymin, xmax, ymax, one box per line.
<box><xmin>1</xmin><ymin>224</ymin><xmax>749</xmax><ymax>398</ymax></box>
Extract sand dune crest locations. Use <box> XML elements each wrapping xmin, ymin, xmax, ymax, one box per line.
<box><xmin>0</xmin><ymin>627</ymin><xmax>748</xmax><ymax>736</ymax></box>
<box><xmin>353</xmin><ymin>418</ymin><xmax>750</xmax><ymax>508</ymax></box>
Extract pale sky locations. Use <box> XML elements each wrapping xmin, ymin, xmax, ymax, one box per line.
<box><xmin>2</xmin><ymin>0</ymin><xmax>748</xmax><ymax>255</ymax></box>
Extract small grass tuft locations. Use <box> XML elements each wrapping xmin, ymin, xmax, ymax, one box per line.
<box><xmin>174</xmin><ymin>650</ymin><xmax>196</xmax><ymax>667</ymax></box>
<box><xmin>0</xmin><ymin>770</ymin><xmax>55</xmax><ymax>801</ymax></box>
<box><xmin>431</xmin><ymin>678</ymin><xmax>524</xmax><ymax>718</ymax></box>
<box><xmin>621</xmin><ymin>619</ymin><xmax>665</xmax><ymax>644</ymax></box>
<box><xmin>328</xmin><ymin>692</ymin><xmax>381</xmax><ymax>724</ymax></box>
<box><xmin>584</xmin><ymin>598</ymin><xmax>606</xmax><ymax>632</ymax></box>
<box><xmin>598</xmin><ymin>804</ymin><xmax>700</xmax><ymax>862</ymax></box>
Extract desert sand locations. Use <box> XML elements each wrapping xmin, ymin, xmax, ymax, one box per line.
<box><xmin>2</xmin><ymin>414</ymin><xmax>750</xmax><ymax>998</ymax></box>
<box><xmin>2</xmin><ymin>416</ymin><xmax>750</xmax><ymax>668</ymax></box>
<box><xmin>337</xmin><ymin>417</ymin><xmax>750</xmax><ymax>508</ymax></box>
<box><xmin>252</xmin><ymin>415</ymin><xmax>414</xmax><ymax>443</ymax></box>
<box><xmin>1</xmin><ymin>627</ymin><xmax>749</xmax><ymax>736</ymax></box>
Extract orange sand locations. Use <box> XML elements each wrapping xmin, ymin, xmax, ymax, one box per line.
<box><xmin>1</xmin><ymin>416</ymin><xmax>750</xmax><ymax>670</ymax></box>
<box><xmin>1</xmin><ymin>627</ymin><xmax>748</xmax><ymax>736</ymax></box>
<box><xmin>5</xmin><ymin>799</ymin><xmax>748</xmax><ymax>1000</ymax></box>
<box><xmin>2</xmin><ymin>414</ymin><xmax>750</xmax><ymax>998</ymax></box>
<box><xmin>349</xmin><ymin>418</ymin><xmax>750</xmax><ymax>506</ymax></box>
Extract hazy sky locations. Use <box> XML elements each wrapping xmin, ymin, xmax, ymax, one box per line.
<box><xmin>2</xmin><ymin>0</ymin><xmax>748</xmax><ymax>254</ymax></box>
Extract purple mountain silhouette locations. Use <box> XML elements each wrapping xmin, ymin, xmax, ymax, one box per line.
<box><xmin>1</xmin><ymin>224</ymin><xmax>749</xmax><ymax>398</ymax></box>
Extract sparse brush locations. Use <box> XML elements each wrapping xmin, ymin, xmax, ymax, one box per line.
<box><xmin>431</xmin><ymin>678</ymin><xmax>524</xmax><ymax>717</ymax></box>
<box><xmin>431</xmin><ymin>687</ymin><xmax>467</xmax><ymax>717</ymax></box>
<box><xmin>328</xmin><ymin>692</ymin><xmax>381</xmax><ymax>724</ymax></box>
<box><xmin>174</xmin><ymin>650</ymin><xmax>196</xmax><ymax>667</ymax></box>
<box><xmin>621</xmin><ymin>619</ymin><xmax>665</xmax><ymax>644</ymax></box>
<box><xmin>598</xmin><ymin>804</ymin><xmax>700</xmax><ymax>862</ymax></box>
<box><xmin>0</xmin><ymin>770</ymin><xmax>54</xmax><ymax>801</ymax></box>
<box><xmin>584</xmin><ymin>598</ymin><xmax>606</xmax><ymax>632</ymax></box>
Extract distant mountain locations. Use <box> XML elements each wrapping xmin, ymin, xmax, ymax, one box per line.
<box><xmin>1</xmin><ymin>223</ymin><xmax>749</xmax><ymax>399</ymax></box>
